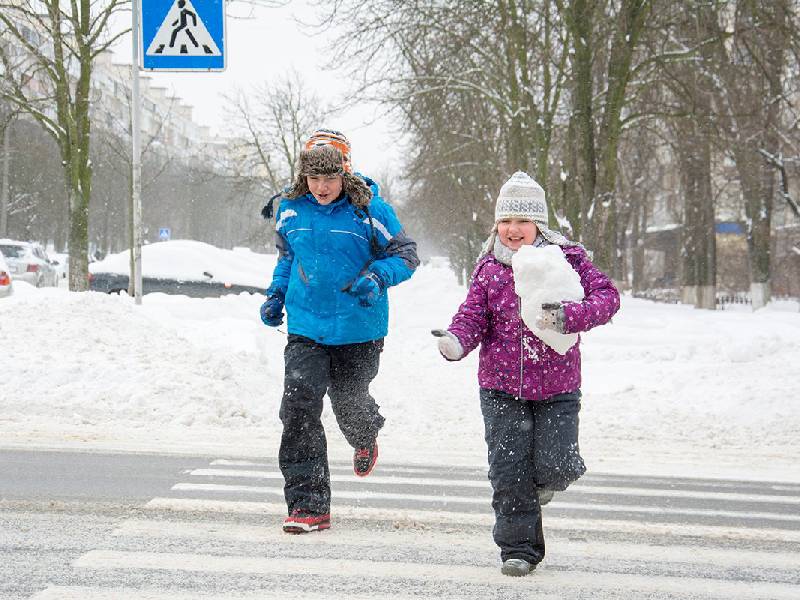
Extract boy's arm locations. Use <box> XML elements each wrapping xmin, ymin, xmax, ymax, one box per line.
<box><xmin>362</xmin><ymin>202</ymin><xmax>419</xmax><ymax>287</ymax></box>
<box><xmin>265</xmin><ymin>230</ymin><xmax>293</xmax><ymax>299</ymax></box>
<box><xmin>561</xmin><ymin>248</ymin><xmax>620</xmax><ymax>334</ymax></box>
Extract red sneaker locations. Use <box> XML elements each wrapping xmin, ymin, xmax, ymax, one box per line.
<box><xmin>283</xmin><ymin>509</ymin><xmax>331</xmax><ymax>534</ymax></box>
<box><xmin>354</xmin><ymin>441</ymin><xmax>378</xmax><ymax>477</ymax></box>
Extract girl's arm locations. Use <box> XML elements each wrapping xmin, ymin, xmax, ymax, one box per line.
<box><xmin>561</xmin><ymin>247</ymin><xmax>620</xmax><ymax>334</ymax></box>
<box><xmin>447</xmin><ymin>265</ymin><xmax>491</xmax><ymax>357</ymax></box>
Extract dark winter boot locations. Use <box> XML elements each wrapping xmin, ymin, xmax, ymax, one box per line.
<box><xmin>537</xmin><ymin>487</ymin><xmax>555</xmax><ymax>506</ymax></box>
<box><xmin>501</xmin><ymin>558</ymin><xmax>536</xmax><ymax>577</ymax></box>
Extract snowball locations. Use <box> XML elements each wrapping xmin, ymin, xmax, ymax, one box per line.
<box><xmin>511</xmin><ymin>245</ymin><xmax>584</xmax><ymax>355</ymax></box>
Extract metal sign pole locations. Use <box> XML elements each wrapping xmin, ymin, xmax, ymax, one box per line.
<box><xmin>131</xmin><ymin>0</ymin><xmax>143</xmax><ymax>305</ymax></box>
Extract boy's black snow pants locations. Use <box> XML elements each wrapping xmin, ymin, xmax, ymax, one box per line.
<box><xmin>279</xmin><ymin>334</ymin><xmax>385</xmax><ymax>515</ymax></box>
<box><xmin>480</xmin><ymin>388</ymin><xmax>586</xmax><ymax>565</ymax></box>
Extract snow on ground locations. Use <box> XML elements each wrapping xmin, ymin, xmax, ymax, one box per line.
<box><xmin>1</xmin><ymin>253</ymin><xmax>799</xmax><ymax>483</ymax></box>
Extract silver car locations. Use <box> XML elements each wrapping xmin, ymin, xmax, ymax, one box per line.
<box><xmin>0</xmin><ymin>251</ymin><xmax>13</xmax><ymax>297</ymax></box>
<box><xmin>0</xmin><ymin>239</ymin><xmax>59</xmax><ymax>288</ymax></box>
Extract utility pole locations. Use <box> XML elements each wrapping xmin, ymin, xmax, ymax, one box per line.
<box><xmin>131</xmin><ymin>0</ymin><xmax>143</xmax><ymax>304</ymax></box>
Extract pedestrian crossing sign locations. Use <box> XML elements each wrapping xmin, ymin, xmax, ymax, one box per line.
<box><xmin>141</xmin><ymin>0</ymin><xmax>226</xmax><ymax>71</ymax></box>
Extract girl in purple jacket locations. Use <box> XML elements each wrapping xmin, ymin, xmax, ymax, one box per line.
<box><xmin>434</xmin><ymin>172</ymin><xmax>620</xmax><ymax>577</ymax></box>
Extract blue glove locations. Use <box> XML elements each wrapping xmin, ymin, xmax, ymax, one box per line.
<box><xmin>260</xmin><ymin>295</ymin><xmax>284</xmax><ymax>326</ymax></box>
<box><xmin>348</xmin><ymin>271</ymin><xmax>384</xmax><ymax>307</ymax></box>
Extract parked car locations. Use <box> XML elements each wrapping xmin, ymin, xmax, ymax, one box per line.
<box><xmin>89</xmin><ymin>240</ymin><xmax>272</xmax><ymax>298</ymax></box>
<box><xmin>0</xmin><ymin>252</ymin><xmax>13</xmax><ymax>297</ymax></box>
<box><xmin>0</xmin><ymin>239</ymin><xmax>60</xmax><ymax>288</ymax></box>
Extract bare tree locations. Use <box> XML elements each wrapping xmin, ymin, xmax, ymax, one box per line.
<box><xmin>649</xmin><ymin>1</ymin><xmax>721</xmax><ymax>308</ymax></box>
<box><xmin>224</xmin><ymin>70</ymin><xmax>332</xmax><ymax>194</ymax></box>
<box><xmin>0</xmin><ymin>0</ymin><xmax>128</xmax><ymax>290</ymax></box>
<box><xmin>704</xmin><ymin>0</ymin><xmax>793</xmax><ymax>308</ymax></box>
<box><xmin>557</xmin><ymin>0</ymin><xmax>654</xmax><ymax>277</ymax></box>
<box><xmin>0</xmin><ymin>101</ymin><xmax>15</xmax><ymax>238</ymax></box>
<box><xmin>319</xmin><ymin>1</ymin><xmax>572</xmax><ymax>276</ymax></box>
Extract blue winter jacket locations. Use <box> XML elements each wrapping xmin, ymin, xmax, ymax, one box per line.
<box><xmin>266</xmin><ymin>178</ymin><xmax>419</xmax><ymax>345</ymax></box>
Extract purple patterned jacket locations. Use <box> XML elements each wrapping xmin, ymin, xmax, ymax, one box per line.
<box><xmin>448</xmin><ymin>245</ymin><xmax>620</xmax><ymax>401</ymax></box>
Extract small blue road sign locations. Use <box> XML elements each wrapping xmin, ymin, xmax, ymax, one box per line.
<box><xmin>141</xmin><ymin>0</ymin><xmax>225</xmax><ymax>71</ymax></box>
<box><xmin>159</xmin><ymin>227</ymin><xmax>171</xmax><ymax>241</ymax></box>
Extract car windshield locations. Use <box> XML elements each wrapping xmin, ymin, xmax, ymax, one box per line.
<box><xmin>0</xmin><ymin>245</ymin><xmax>25</xmax><ymax>258</ymax></box>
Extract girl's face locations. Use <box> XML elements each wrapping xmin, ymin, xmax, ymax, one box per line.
<box><xmin>497</xmin><ymin>218</ymin><xmax>538</xmax><ymax>250</ymax></box>
<box><xmin>307</xmin><ymin>175</ymin><xmax>343</xmax><ymax>205</ymax></box>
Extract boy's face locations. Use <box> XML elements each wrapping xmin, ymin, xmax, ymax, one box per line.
<box><xmin>307</xmin><ymin>175</ymin><xmax>343</xmax><ymax>205</ymax></box>
<box><xmin>497</xmin><ymin>218</ymin><xmax>538</xmax><ymax>250</ymax></box>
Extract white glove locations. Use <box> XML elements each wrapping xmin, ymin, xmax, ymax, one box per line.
<box><xmin>431</xmin><ymin>329</ymin><xmax>464</xmax><ymax>361</ymax></box>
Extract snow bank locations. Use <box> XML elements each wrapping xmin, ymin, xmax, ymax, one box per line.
<box><xmin>1</xmin><ymin>258</ymin><xmax>799</xmax><ymax>482</ymax></box>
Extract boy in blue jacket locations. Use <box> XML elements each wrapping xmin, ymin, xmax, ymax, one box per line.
<box><xmin>260</xmin><ymin>129</ymin><xmax>419</xmax><ymax>534</ymax></box>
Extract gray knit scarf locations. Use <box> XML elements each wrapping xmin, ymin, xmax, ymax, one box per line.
<box><xmin>492</xmin><ymin>234</ymin><xmax>550</xmax><ymax>266</ymax></box>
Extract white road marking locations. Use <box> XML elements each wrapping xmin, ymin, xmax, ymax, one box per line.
<box><xmin>71</xmin><ymin>550</ymin><xmax>800</xmax><ymax>600</ymax></box>
<box><xmin>170</xmin><ymin>482</ymin><xmax>800</xmax><ymax>522</ymax></box>
<box><xmin>190</xmin><ymin>468</ymin><xmax>800</xmax><ymax>504</ymax></box>
<box><xmin>29</xmin><ymin>586</ymin><xmax>466</xmax><ymax>600</ymax></box>
<box><xmin>113</xmin><ymin>518</ymin><xmax>800</xmax><ymax>571</ymax></box>
<box><xmin>144</xmin><ymin>497</ymin><xmax>800</xmax><ymax>543</ymax></box>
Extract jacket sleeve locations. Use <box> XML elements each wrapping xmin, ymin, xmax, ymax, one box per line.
<box><xmin>447</xmin><ymin>264</ymin><xmax>490</xmax><ymax>356</ymax></box>
<box><xmin>561</xmin><ymin>247</ymin><xmax>620</xmax><ymax>334</ymax></box>
<box><xmin>365</xmin><ymin>201</ymin><xmax>420</xmax><ymax>288</ymax></box>
<box><xmin>265</xmin><ymin>222</ymin><xmax>293</xmax><ymax>299</ymax></box>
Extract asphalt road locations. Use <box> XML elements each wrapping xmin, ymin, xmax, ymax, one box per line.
<box><xmin>1</xmin><ymin>448</ymin><xmax>799</xmax><ymax>599</ymax></box>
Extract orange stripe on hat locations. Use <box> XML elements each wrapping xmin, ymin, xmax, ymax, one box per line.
<box><xmin>304</xmin><ymin>129</ymin><xmax>353</xmax><ymax>173</ymax></box>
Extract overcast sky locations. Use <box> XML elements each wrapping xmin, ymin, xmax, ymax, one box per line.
<box><xmin>113</xmin><ymin>0</ymin><xmax>400</xmax><ymax>177</ymax></box>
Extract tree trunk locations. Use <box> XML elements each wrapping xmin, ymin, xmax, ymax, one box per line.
<box><xmin>631</xmin><ymin>197</ymin><xmax>646</xmax><ymax>293</ymax></box>
<box><xmin>0</xmin><ymin>120</ymin><xmax>10</xmax><ymax>238</ymax></box>
<box><xmin>741</xmin><ymin>157</ymin><xmax>773</xmax><ymax>309</ymax></box>
<box><xmin>678</xmin><ymin>133</ymin><xmax>716</xmax><ymax>309</ymax></box>
<box><xmin>67</xmin><ymin>183</ymin><xmax>89</xmax><ymax>291</ymax></box>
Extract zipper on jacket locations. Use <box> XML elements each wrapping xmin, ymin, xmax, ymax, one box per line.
<box><xmin>518</xmin><ymin>301</ymin><xmax>524</xmax><ymax>399</ymax></box>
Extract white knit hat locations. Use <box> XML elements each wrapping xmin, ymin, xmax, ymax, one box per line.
<box><xmin>494</xmin><ymin>171</ymin><xmax>548</xmax><ymax>225</ymax></box>
<box><xmin>477</xmin><ymin>171</ymin><xmax>577</xmax><ymax>261</ymax></box>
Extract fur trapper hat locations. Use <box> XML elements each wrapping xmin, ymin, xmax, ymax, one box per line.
<box><xmin>285</xmin><ymin>129</ymin><xmax>372</xmax><ymax>209</ymax></box>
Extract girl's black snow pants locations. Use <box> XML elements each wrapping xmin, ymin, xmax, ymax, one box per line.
<box><xmin>279</xmin><ymin>334</ymin><xmax>385</xmax><ymax>515</ymax></box>
<box><xmin>480</xmin><ymin>388</ymin><xmax>586</xmax><ymax>565</ymax></box>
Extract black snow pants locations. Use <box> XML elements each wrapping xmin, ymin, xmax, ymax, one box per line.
<box><xmin>279</xmin><ymin>334</ymin><xmax>385</xmax><ymax>515</ymax></box>
<box><xmin>480</xmin><ymin>388</ymin><xmax>586</xmax><ymax>564</ymax></box>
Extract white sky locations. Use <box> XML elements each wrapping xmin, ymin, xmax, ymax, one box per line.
<box><xmin>111</xmin><ymin>0</ymin><xmax>400</xmax><ymax>177</ymax></box>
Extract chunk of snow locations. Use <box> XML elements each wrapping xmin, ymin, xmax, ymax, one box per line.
<box><xmin>512</xmin><ymin>245</ymin><xmax>584</xmax><ymax>354</ymax></box>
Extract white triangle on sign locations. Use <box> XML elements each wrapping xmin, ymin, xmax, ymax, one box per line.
<box><xmin>146</xmin><ymin>0</ymin><xmax>221</xmax><ymax>57</ymax></box>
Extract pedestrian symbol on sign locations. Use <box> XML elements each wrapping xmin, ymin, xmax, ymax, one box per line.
<box><xmin>146</xmin><ymin>0</ymin><xmax>221</xmax><ymax>57</ymax></box>
<box><xmin>159</xmin><ymin>228</ymin><xmax>171</xmax><ymax>241</ymax></box>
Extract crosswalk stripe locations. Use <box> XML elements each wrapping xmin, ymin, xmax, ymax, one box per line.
<box><xmin>210</xmin><ymin>458</ymin><xmax>443</xmax><ymax>476</ymax></box>
<box><xmin>170</xmin><ymin>482</ymin><xmax>800</xmax><ymax>522</ymax></box>
<box><xmin>189</xmin><ymin>468</ymin><xmax>800</xmax><ymax>504</ymax></box>
<box><xmin>144</xmin><ymin>497</ymin><xmax>800</xmax><ymax>543</ymax></box>
<box><xmin>71</xmin><ymin>550</ymin><xmax>800</xmax><ymax>600</ymax></box>
<box><xmin>30</xmin><ymin>586</ymin><xmax>462</xmax><ymax>600</ymax></box>
<box><xmin>112</xmin><ymin>518</ymin><xmax>800</xmax><ymax>571</ymax></box>
<box><xmin>210</xmin><ymin>460</ymin><xmax>800</xmax><ymax>493</ymax></box>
